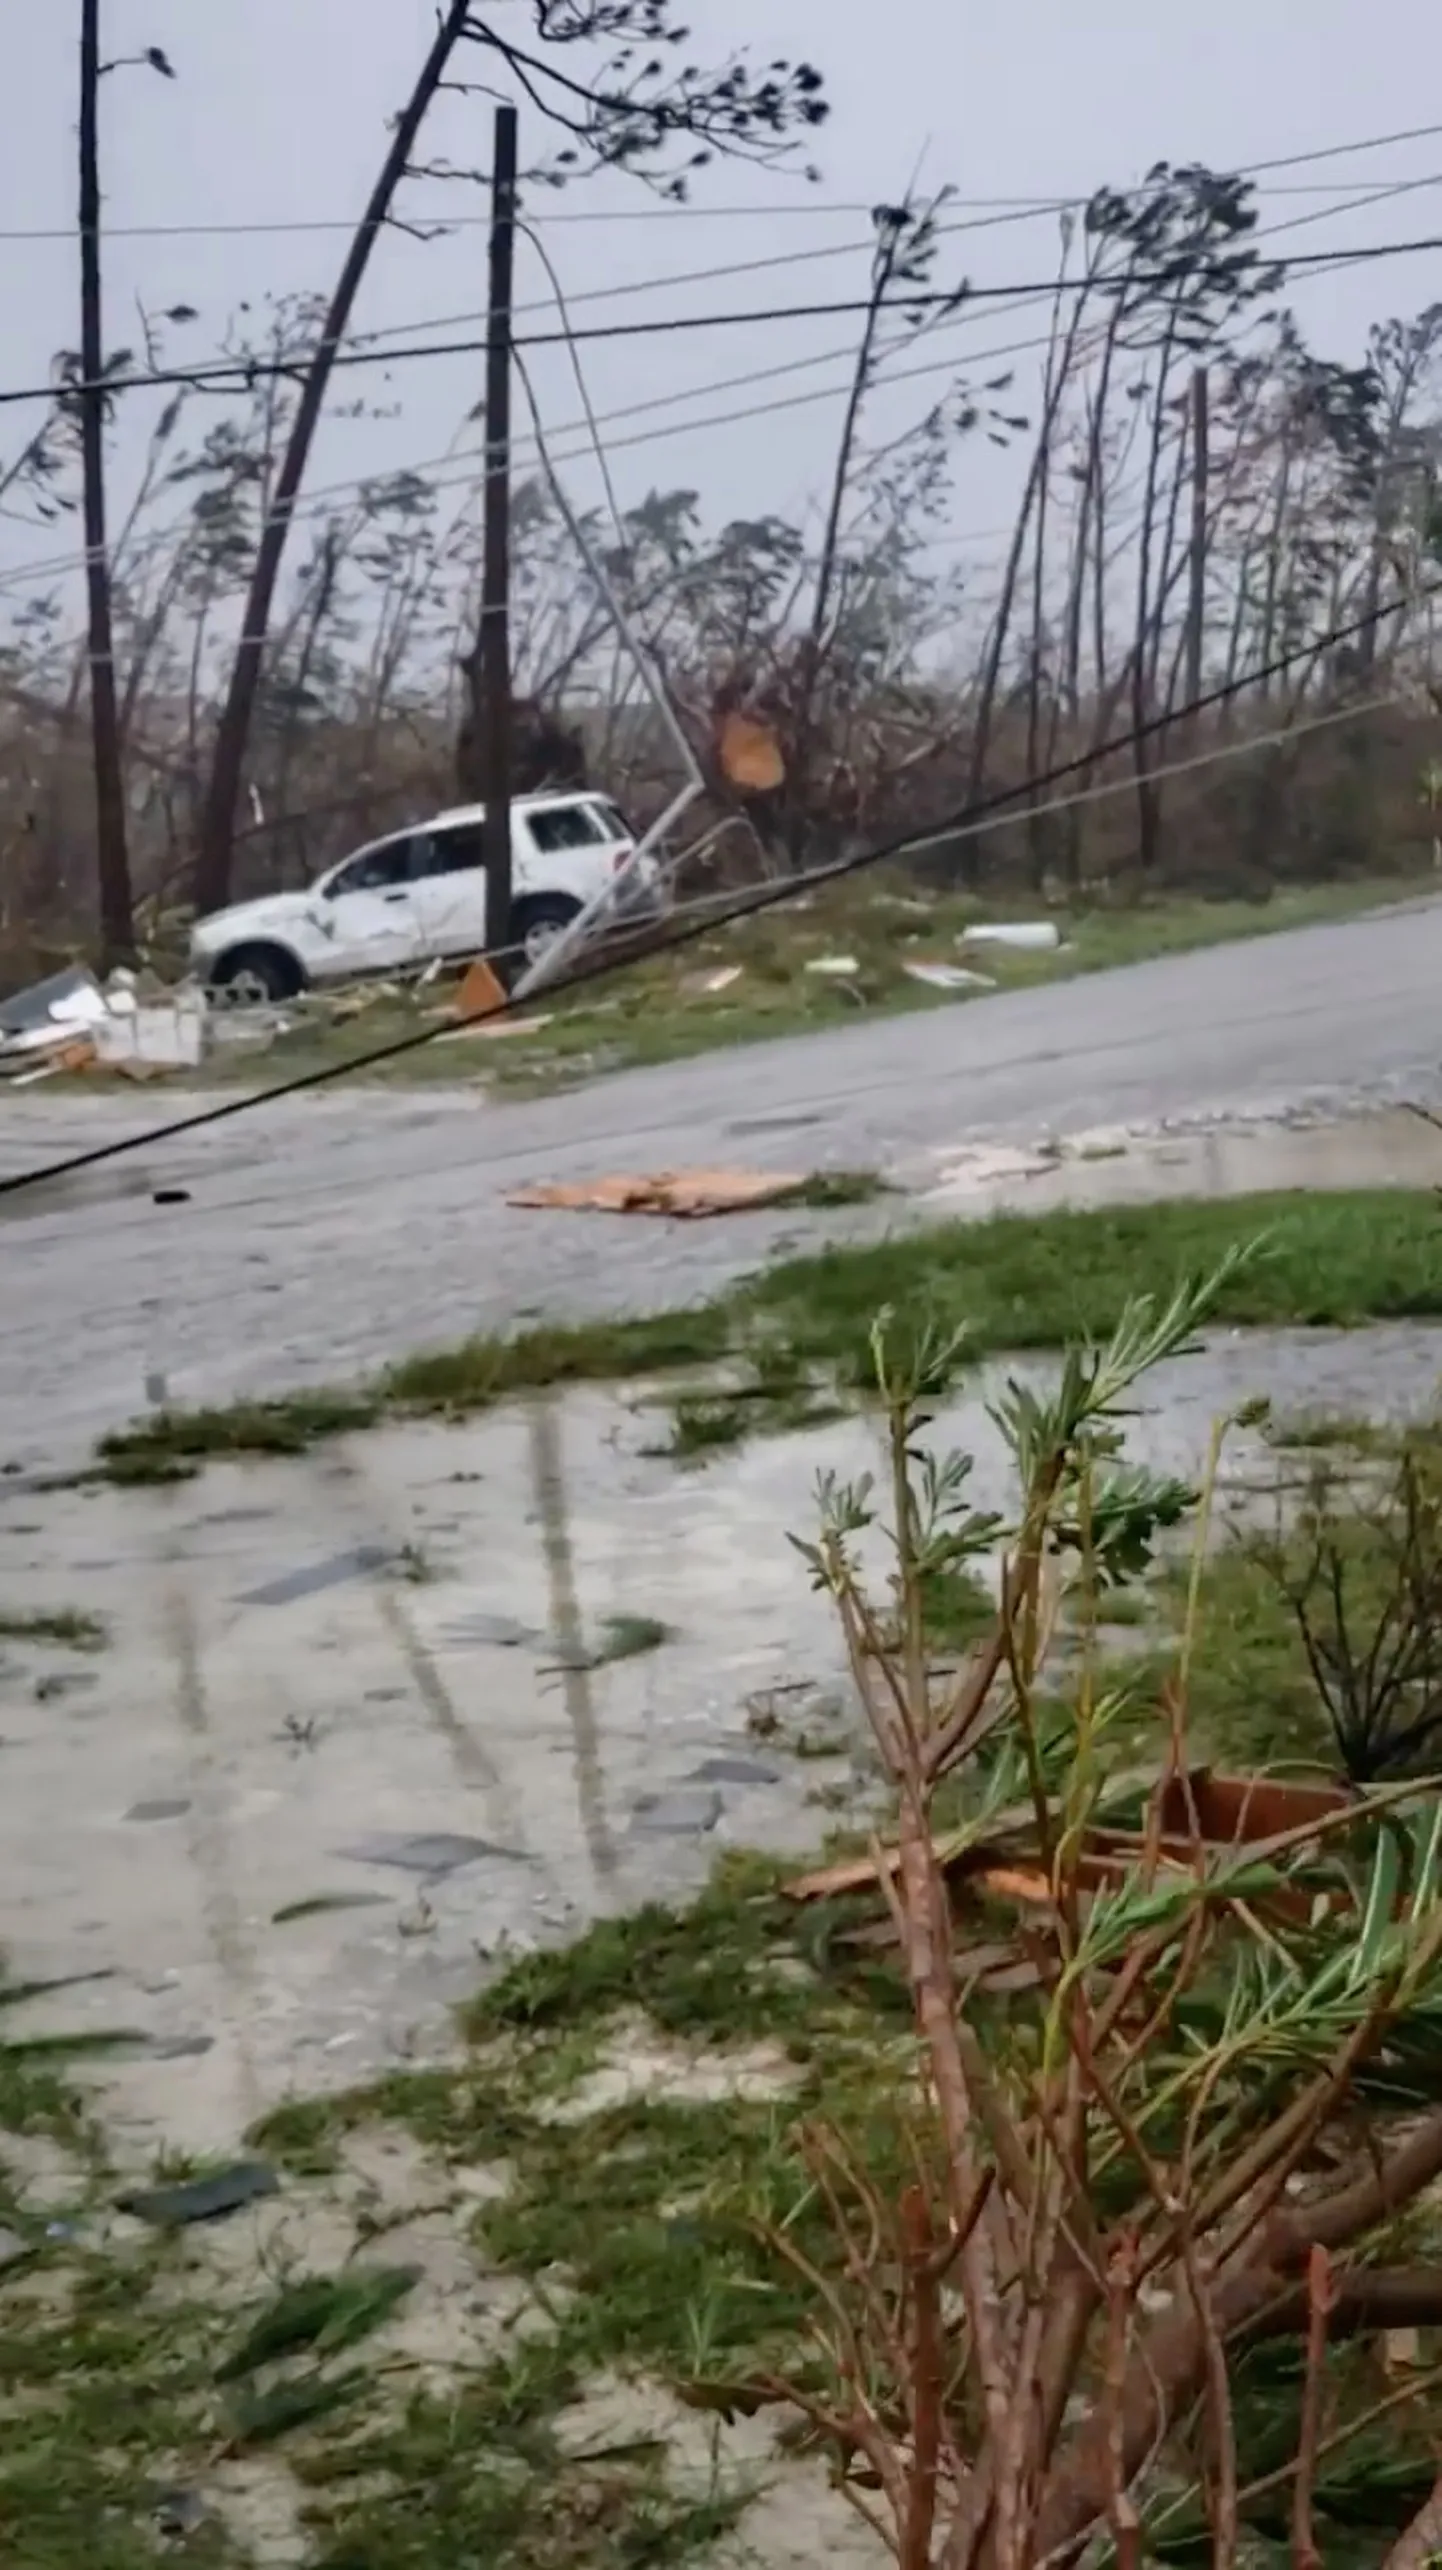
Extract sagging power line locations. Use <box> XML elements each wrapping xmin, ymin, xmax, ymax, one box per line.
<box><xmin>1</xmin><ymin>230</ymin><xmax>1441</xmax><ymax>416</ymax></box>
<box><xmin>0</xmin><ymin>574</ymin><xmax>1433</xmax><ymax>1205</ymax></box>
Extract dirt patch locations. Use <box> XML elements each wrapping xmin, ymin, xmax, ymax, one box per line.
<box><xmin>0</xmin><ymin>2127</ymin><xmax>91</xmax><ymax>2213</ymax></box>
<box><xmin>537</xmin><ymin>2021</ymin><xmax>803</xmax><ymax>2123</ymax></box>
<box><xmin>207</xmin><ymin>2456</ymin><xmax>311</xmax><ymax>2568</ymax></box>
<box><xmin>556</xmin><ymin>2375</ymin><xmax>890</xmax><ymax>2568</ymax></box>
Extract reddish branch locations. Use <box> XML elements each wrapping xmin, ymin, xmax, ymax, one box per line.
<box><xmin>1032</xmin><ymin>2111</ymin><xmax>1442</xmax><ymax>2563</ymax></box>
<box><xmin>1292</xmin><ymin>2244</ymin><xmax>1336</xmax><ymax>2570</ymax></box>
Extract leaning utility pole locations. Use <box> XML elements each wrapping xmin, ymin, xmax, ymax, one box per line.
<box><xmin>1183</xmin><ymin>363</ymin><xmax>1210</xmax><ymax>719</ymax></box>
<box><xmin>78</xmin><ymin>0</ymin><xmax>135</xmax><ymax>964</ymax></box>
<box><xmin>477</xmin><ymin>102</ymin><xmax>518</xmax><ymax>970</ymax></box>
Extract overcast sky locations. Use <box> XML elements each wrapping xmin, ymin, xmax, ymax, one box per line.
<box><xmin>3</xmin><ymin>0</ymin><xmax>1441</xmax><ymax>621</ymax></box>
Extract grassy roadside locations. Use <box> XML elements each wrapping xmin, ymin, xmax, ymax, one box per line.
<box><xmin>7</xmin><ymin>1414</ymin><xmax>1439</xmax><ymax>2564</ymax></box>
<box><xmin>92</xmin><ymin>1184</ymin><xmax>1442</xmax><ymax>1484</ymax></box>
<box><xmin>168</xmin><ymin>869</ymin><xmax>1430</xmax><ymax>1098</ymax></box>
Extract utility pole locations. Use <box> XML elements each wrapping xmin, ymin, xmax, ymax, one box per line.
<box><xmin>1184</xmin><ymin>363</ymin><xmax>1210</xmax><ymax>721</ymax></box>
<box><xmin>478</xmin><ymin>102</ymin><xmax>518</xmax><ymax>971</ymax></box>
<box><xmin>78</xmin><ymin>0</ymin><xmax>135</xmax><ymax>965</ymax></box>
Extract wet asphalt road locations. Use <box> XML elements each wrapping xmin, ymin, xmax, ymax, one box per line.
<box><xmin>2</xmin><ymin>894</ymin><xmax>1440</xmax><ymax>1474</ymax></box>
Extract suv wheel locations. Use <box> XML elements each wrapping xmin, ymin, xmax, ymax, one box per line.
<box><xmin>511</xmin><ymin>893</ymin><xmax>582</xmax><ymax>976</ymax></box>
<box><xmin>210</xmin><ymin>942</ymin><xmax>306</xmax><ymax>1005</ymax></box>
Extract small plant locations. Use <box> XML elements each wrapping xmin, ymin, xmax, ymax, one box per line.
<box><xmin>1267</xmin><ymin>1441</ymin><xmax>1442</xmax><ymax>1783</ymax></box>
<box><xmin>704</xmin><ymin>1259</ymin><xmax>1442</xmax><ymax>2569</ymax></box>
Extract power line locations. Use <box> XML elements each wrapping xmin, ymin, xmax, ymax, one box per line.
<box><xmin>0</xmin><ymin>304</ymin><xmax>1063</xmax><ymax>598</ymax></box>
<box><xmin>0</xmin><ymin>577</ymin><xmax>1433</xmax><ymax>1205</ymax></box>
<box><xmin>0</xmin><ymin>178</ymin><xmax>1433</xmax><ymax>600</ymax></box>
<box><xmin>4</xmin><ymin>115</ymin><xmax>1441</xmax><ymax>241</ymax></box>
<box><xmin>0</xmin><ymin>175</ymin><xmax>1429</xmax><ymax>609</ymax></box>
<box><xmin>0</xmin><ymin>193</ymin><xmax>1428</xmax><ymax>607</ymax></box>
<box><xmin>325</xmin><ymin>164</ymin><xmax>1442</xmax><ymax>363</ymax></box>
<box><xmin>2</xmin><ymin>228</ymin><xmax>1440</xmax><ymax>418</ymax></box>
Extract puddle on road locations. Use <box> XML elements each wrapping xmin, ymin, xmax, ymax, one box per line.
<box><xmin>920</xmin><ymin>1105</ymin><xmax>1442</xmax><ymax>1216</ymax></box>
<box><xmin>4</xmin><ymin>1316</ymin><xmax>1442</xmax><ymax>2159</ymax></box>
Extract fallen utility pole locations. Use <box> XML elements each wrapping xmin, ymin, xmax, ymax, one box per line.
<box><xmin>78</xmin><ymin>0</ymin><xmax>135</xmax><ymax>966</ymax></box>
<box><xmin>477</xmin><ymin>102</ymin><xmax>519</xmax><ymax>973</ymax></box>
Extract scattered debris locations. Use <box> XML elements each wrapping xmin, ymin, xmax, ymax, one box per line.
<box><xmin>446</xmin><ymin>955</ymin><xmax>508</xmax><ymax>1020</ymax></box>
<box><xmin>237</xmin><ymin>1544</ymin><xmax>393</xmax><ymax>1609</ymax></box>
<box><xmin>687</xmin><ymin>1753</ymin><xmax>781</xmax><ymax>1787</ymax></box>
<box><xmin>0</xmin><ymin>963</ymin><xmax>109</xmax><ymax>1078</ymax></box>
<box><xmin>119</xmin><ymin>2161</ymin><xmax>280</xmax><ymax>2229</ymax></box>
<box><xmin>440</xmin><ymin>1011</ymin><xmax>553</xmax><ymax>1042</ymax></box>
<box><xmin>270</xmin><ymin>1893</ymin><xmax>392</xmax><ymax>1925</ymax></box>
<box><xmin>745</xmin><ymin>1679</ymin><xmax>854</xmax><ymax>1759</ymax></box>
<box><xmin>0</xmin><ymin>962</ymin><xmax>209</xmax><ymax>1078</ymax></box>
<box><xmin>678</xmin><ymin>964</ymin><xmax>744</xmax><ymax>997</ymax></box>
<box><xmin>783</xmin><ymin>1770</ymin><xmax>1352</xmax><ymax>1934</ymax></box>
<box><xmin>903</xmin><ymin>960</ymin><xmax>997</xmax><ymax>993</ymax></box>
<box><xmin>506</xmin><ymin>1168</ymin><xmax>807</xmax><ymax>1218</ymax></box>
<box><xmin>337</xmin><ymin>1831</ymin><xmax>527</xmax><ymax>1876</ymax></box>
<box><xmin>152</xmin><ymin>2487</ymin><xmax>209</xmax><ymax>2539</ymax></box>
<box><xmin>0</xmin><ymin>2224</ymin><xmax>32</xmax><ymax>2273</ymax></box>
<box><xmin>916</xmin><ymin>1139</ymin><xmax>1059</xmax><ymax>1203</ymax></box>
<box><xmin>631</xmin><ymin>1786</ymin><xmax>723</xmax><ymax>1835</ymax></box>
<box><xmin>0</xmin><ymin>963</ymin><xmax>108</xmax><ymax>1046</ymax></box>
<box><xmin>93</xmin><ymin>969</ymin><xmax>207</xmax><ymax>1069</ymax></box>
<box><xmin>956</xmin><ymin>920</ymin><xmax>1061</xmax><ymax>952</ymax></box>
<box><xmin>803</xmin><ymin>953</ymin><xmax>860</xmax><ymax>977</ymax></box>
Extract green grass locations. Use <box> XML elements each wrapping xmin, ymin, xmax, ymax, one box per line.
<box><xmin>228</xmin><ymin>1860</ymin><xmax>925</xmax><ymax>2567</ymax></box>
<box><xmin>0</xmin><ymin>1608</ymin><xmax>107</xmax><ymax>1650</ymax></box>
<box><xmin>91</xmin><ymin>1185</ymin><xmax>1442</xmax><ymax>1484</ymax></box>
<box><xmin>745</xmin><ymin>1187</ymin><xmax>1442</xmax><ymax>1363</ymax></box>
<box><xmin>592</xmin><ymin>1613</ymin><xmax>673</xmax><ymax>1665</ymax></box>
<box><xmin>11</xmin><ymin>1422</ymin><xmax>1442</xmax><ymax>2569</ymax></box>
<box><xmin>94</xmin><ymin>1389</ymin><xmax>382</xmax><ymax>1484</ymax></box>
<box><xmin>164</xmin><ymin>870</ymin><xmax>1431</xmax><ymax>1101</ymax></box>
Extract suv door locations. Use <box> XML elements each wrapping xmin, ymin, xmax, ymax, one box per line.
<box><xmin>321</xmin><ymin>834</ymin><xmax>426</xmax><ymax>972</ymax></box>
<box><xmin>407</xmin><ymin>821</ymin><xmax>490</xmax><ymax>959</ymax></box>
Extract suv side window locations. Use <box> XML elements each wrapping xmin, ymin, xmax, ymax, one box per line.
<box><xmin>413</xmin><ymin>825</ymin><xmax>486</xmax><ymax>878</ymax></box>
<box><xmin>327</xmin><ymin>837</ymin><xmax>416</xmax><ymax>896</ymax></box>
<box><xmin>525</xmin><ymin>801</ymin><xmax>608</xmax><ymax>855</ymax></box>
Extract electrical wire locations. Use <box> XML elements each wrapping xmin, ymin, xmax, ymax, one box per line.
<box><xmin>0</xmin><ymin>305</ymin><xmax>1097</xmax><ymax>598</ymax></box>
<box><xmin>4</xmin><ymin>115</ymin><xmax>1441</xmax><ymax>240</ymax></box>
<box><xmin>0</xmin><ymin>169</ymin><xmax>1427</xmax><ymax>610</ymax></box>
<box><xmin>2</xmin><ymin>167</ymin><xmax>1436</xmax><ymax>595</ymax></box>
<box><xmin>0</xmin><ymin>577</ymin><xmax>1433</xmax><ymax>1204</ymax></box>
<box><xmin>310</xmin><ymin>163</ymin><xmax>1442</xmax><ymax>363</ymax></box>
<box><xmin>516</xmin><ymin>224</ymin><xmax>629</xmax><ymax>554</ymax></box>
<box><xmin>1</xmin><ymin>229</ymin><xmax>1441</xmax><ymax>416</ymax></box>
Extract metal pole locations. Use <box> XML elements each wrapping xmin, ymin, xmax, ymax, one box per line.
<box><xmin>479</xmin><ymin>103</ymin><xmax>518</xmax><ymax>969</ymax></box>
<box><xmin>79</xmin><ymin>0</ymin><xmax>135</xmax><ymax>966</ymax></box>
<box><xmin>511</xmin><ymin>778</ymin><xmax>703</xmax><ymax>1004</ymax></box>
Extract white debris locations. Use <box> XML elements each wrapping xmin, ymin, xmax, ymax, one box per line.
<box><xmin>956</xmin><ymin>921</ymin><xmax>1061</xmax><ymax>952</ymax></box>
<box><xmin>903</xmin><ymin>960</ymin><xmax>997</xmax><ymax>993</ymax></box>
<box><xmin>93</xmin><ymin>983</ymin><xmax>208</xmax><ymax>1070</ymax></box>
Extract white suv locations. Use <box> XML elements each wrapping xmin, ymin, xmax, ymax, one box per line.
<box><xmin>189</xmin><ymin>791</ymin><xmax>656</xmax><ymax>1003</ymax></box>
